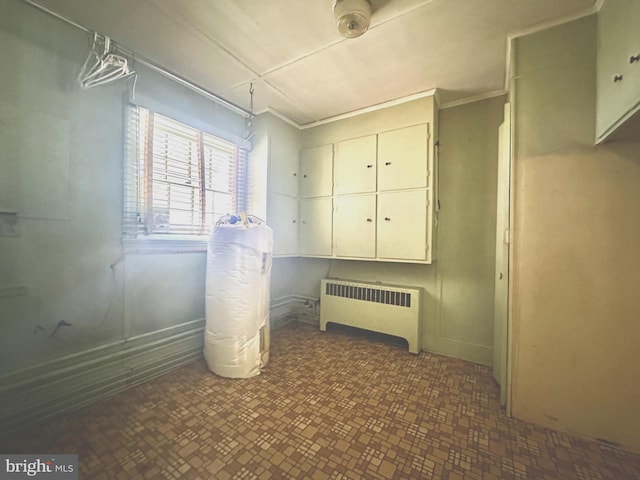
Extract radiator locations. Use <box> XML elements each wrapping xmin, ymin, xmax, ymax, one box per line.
<box><xmin>320</xmin><ymin>279</ymin><xmax>422</xmax><ymax>354</ymax></box>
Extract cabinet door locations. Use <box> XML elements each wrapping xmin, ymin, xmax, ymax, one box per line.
<box><xmin>268</xmin><ymin>193</ymin><xmax>298</xmax><ymax>256</ymax></box>
<box><xmin>596</xmin><ymin>0</ymin><xmax>640</xmax><ymax>139</ymax></box>
<box><xmin>377</xmin><ymin>190</ymin><xmax>428</xmax><ymax>261</ymax></box>
<box><xmin>299</xmin><ymin>197</ymin><xmax>333</xmax><ymax>256</ymax></box>
<box><xmin>270</xmin><ymin>137</ymin><xmax>299</xmax><ymax>196</ymax></box>
<box><xmin>299</xmin><ymin>144</ymin><xmax>333</xmax><ymax>198</ymax></box>
<box><xmin>378</xmin><ymin>124</ymin><xmax>429</xmax><ymax>191</ymax></box>
<box><xmin>333</xmin><ymin>195</ymin><xmax>376</xmax><ymax>258</ymax></box>
<box><xmin>334</xmin><ymin>135</ymin><xmax>377</xmax><ymax>194</ymax></box>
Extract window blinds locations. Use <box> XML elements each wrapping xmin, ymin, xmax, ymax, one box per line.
<box><xmin>123</xmin><ymin>105</ymin><xmax>247</xmax><ymax>238</ymax></box>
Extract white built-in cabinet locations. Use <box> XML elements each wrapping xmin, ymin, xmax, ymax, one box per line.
<box><xmin>378</xmin><ymin>124</ymin><xmax>429</xmax><ymax>191</ymax></box>
<box><xmin>269</xmin><ymin>193</ymin><xmax>298</xmax><ymax>255</ymax></box>
<box><xmin>297</xmin><ymin>121</ymin><xmax>436</xmax><ymax>264</ymax></box>
<box><xmin>270</xmin><ymin>138</ymin><xmax>299</xmax><ymax>197</ymax></box>
<box><xmin>268</xmin><ymin>134</ymin><xmax>299</xmax><ymax>256</ymax></box>
<box><xmin>596</xmin><ymin>0</ymin><xmax>640</xmax><ymax>142</ymax></box>
<box><xmin>377</xmin><ymin>189</ymin><xmax>428</xmax><ymax>261</ymax></box>
<box><xmin>297</xmin><ymin>144</ymin><xmax>334</xmax><ymax>257</ymax></box>
<box><xmin>267</xmin><ymin>102</ymin><xmax>437</xmax><ymax>263</ymax></box>
<box><xmin>333</xmin><ymin>194</ymin><xmax>376</xmax><ymax>258</ymax></box>
<box><xmin>299</xmin><ymin>144</ymin><xmax>333</xmax><ymax>198</ymax></box>
<box><xmin>334</xmin><ymin>135</ymin><xmax>377</xmax><ymax>194</ymax></box>
<box><xmin>299</xmin><ymin>197</ymin><xmax>333</xmax><ymax>256</ymax></box>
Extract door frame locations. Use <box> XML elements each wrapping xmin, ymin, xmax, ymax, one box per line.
<box><xmin>494</xmin><ymin>101</ymin><xmax>513</xmax><ymax>413</ymax></box>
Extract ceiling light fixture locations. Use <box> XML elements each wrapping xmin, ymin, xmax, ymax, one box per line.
<box><xmin>333</xmin><ymin>0</ymin><xmax>372</xmax><ymax>38</ymax></box>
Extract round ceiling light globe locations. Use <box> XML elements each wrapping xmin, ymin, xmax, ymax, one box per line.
<box><xmin>333</xmin><ymin>0</ymin><xmax>372</xmax><ymax>38</ymax></box>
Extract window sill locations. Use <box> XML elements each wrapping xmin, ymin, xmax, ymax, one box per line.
<box><xmin>123</xmin><ymin>235</ymin><xmax>208</xmax><ymax>254</ymax></box>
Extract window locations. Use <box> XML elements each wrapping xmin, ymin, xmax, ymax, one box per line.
<box><xmin>123</xmin><ymin>106</ymin><xmax>247</xmax><ymax>240</ymax></box>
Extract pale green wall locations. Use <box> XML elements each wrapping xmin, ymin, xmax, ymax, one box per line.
<box><xmin>293</xmin><ymin>95</ymin><xmax>504</xmax><ymax>364</ymax></box>
<box><xmin>510</xmin><ymin>14</ymin><xmax>640</xmax><ymax>452</ymax></box>
<box><xmin>4</xmin><ymin>0</ymin><xmax>638</xmax><ymax>454</ymax></box>
<box><xmin>0</xmin><ymin>0</ymin><xmax>244</xmax><ymax>374</ymax></box>
<box><xmin>436</xmin><ymin>97</ymin><xmax>503</xmax><ymax>360</ymax></box>
<box><xmin>0</xmin><ymin>0</ymin><xmax>503</xmax><ymax>386</ymax></box>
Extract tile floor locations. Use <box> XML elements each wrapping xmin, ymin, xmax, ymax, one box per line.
<box><xmin>5</xmin><ymin>322</ymin><xmax>640</xmax><ymax>479</ymax></box>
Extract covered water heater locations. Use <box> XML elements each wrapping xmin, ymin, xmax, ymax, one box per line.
<box><xmin>204</xmin><ymin>214</ymin><xmax>273</xmax><ymax>378</ymax></box>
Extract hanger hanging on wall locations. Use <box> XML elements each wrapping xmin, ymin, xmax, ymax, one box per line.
<box><xmin>78</xmin><ymin>32</ymin><xmax>135</xmax><ymax>89</ymax></box>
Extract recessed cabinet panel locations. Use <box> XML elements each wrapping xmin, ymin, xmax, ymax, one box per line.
<box><xmin>334</xmin><ymin>135</ymin><xmax>377</xmax><ymax>194</ymax></box>
<box><xmin>299</xmin><ymin>144</ymin><xmax>333</xmax><ymax>198</ymax></box>
<box><xmin>269</xmin><ymin>193</ymin><xmax>298</xmax><ymax>256</ymax></box>
<box><xmin>299</xmin><ymin>197</ymin><xmax>333</xmax><ymax>256</ymax></box>
<box><xmin>377</xmin><ymin>190</ymin><xmax>428</xmax><ymax>261</ymax></box>
<box><xmin>333</xmin><ymin>195</ymin><xmax>376</xmax><ymax>258</ymax></box>
<box><xmin>270</xmin><ymin>138</ymin><xmax>299</xmax><ymax>196</ymax></box>
<box><xmin>378</xmin><ymin>124</ymin><xmax>429</xmax><ymax>191</ymax></box>
<box><xmin>596</xmin><ymin>0</ymin><xmax>640</xmax><ymax>140</ymax></box>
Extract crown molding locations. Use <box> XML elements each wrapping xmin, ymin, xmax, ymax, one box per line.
<box><xmin>300</xmin><ymin>89</ymin><xmax>438</xmax><ymax>129</ymax></box>
<box><xmin>439</xmin><ymin>90</ymin><xmax>507</xmax><ymax>110</ymax></box>
<box><xmin>257</xmin><ymin>89</ymin><xmax>439</xmax><ymax>130</ymax></box>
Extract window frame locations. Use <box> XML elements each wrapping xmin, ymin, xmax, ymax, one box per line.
<box><xmin>122</xmin><ymin>104</ymin><xmax>249</xmax><ymax>253</ymax></box>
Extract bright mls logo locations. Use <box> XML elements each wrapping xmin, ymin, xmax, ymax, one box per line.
<box><xmin>0</xmin><ymin>455</ymin><xmax>77</xmax><ymax>479</ymax></box>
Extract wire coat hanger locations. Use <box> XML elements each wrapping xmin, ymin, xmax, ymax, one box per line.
<box><xmin>79</xmin><ymin>32</ymin><xmax>135</xmax><ymax>89</ymax></box>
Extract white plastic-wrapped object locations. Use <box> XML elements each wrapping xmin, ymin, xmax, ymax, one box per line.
<box><xmin>204</xmin><ymin>214</ymin><xmax>273</xmax><ymax>378</ymax></box>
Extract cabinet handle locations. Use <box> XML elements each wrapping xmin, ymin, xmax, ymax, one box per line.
<box><xmin>293</xmin><ymin>172</ymin><xmax>297</xmax><ymax>176</ymax></box>
<box><xmin>630</xmin><ymin>54</ymin><xmax>640</xmax><ymax>64</ymax></box>
<box><xmin>366</xmin><ymin>164</ymin><xmax>373</xmax><ymax>168</ymax></box>
<box><xmin>385</xmin><ymin>162</ymin><xmax>392</xmax><ymax>166</ymax></box>
<box><xmin>303</xmin><ymin>174</ymin><xmax>308</xmax><ymax>178</ymax></box>
<box><xmin>613</xmin><ymin>74</ymin><xmax>623</xmax><ymax>83</ymax></box>
<box><xmin>302</xmin><ymin>220</ymin><xmax>306</xmax><ymax>224</ymax></box>
<box><xmin>366</xmin><ymin>218</ymin><xmax>372</xmax><ymax>222</ymax></box>
<box><xmin>384</xmin><ymin>217</ymin><xmax>391</xmax><ymax>221</ymax></box>
<box><xmin>292</xmin><ymin>220</ymin><xmax>296</xmax><ymax>223</ymax></box>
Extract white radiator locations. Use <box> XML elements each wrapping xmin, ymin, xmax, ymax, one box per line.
<box><xmin>320</xmin><ymin>279</ymin><xmax>422</xmax><ymax>354</ymax></box>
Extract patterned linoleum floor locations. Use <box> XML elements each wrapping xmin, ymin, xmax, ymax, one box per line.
<box><xmin>6</xmin><ymin>322</ymin><xmax>640</xmax><ymax>479</ymax></box>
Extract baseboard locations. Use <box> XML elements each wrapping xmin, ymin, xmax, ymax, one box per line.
<box><xmin>270</xmin><ymin>295</ymin><xmax>319</xmax><ymax>328</ymax></box>
<box><xmin>0</xmin><ymin>296</ymin><xmax>315</xmax><ymax>439</ymax></box>
<box><xmin>0</xmin><ymin>296</ymin><xmax>331</xmax><ymax>439</ymax></box>
<box><xmin>422</xmin><ymin>334</ymin><xmax>493</xmax><ymax>366</ymax></box>
<box><xmin>0</xmin><ymin>318</ymin><xmax>205</xmax><ymax>439</ymax></box>
<box><xmin>270</xmin><ymin>296</ymin><xmax>297</xmax><ymax>329</ymax></box>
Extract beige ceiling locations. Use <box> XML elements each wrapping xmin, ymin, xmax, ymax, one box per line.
<box><xmin>32</xmin><ymin>0</ymin><xmax>596</xmax><ymax>125</ymax></box>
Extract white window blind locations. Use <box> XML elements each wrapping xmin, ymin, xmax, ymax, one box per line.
<box><xmin>123</xmin><ymin>105</ymin><xmax>247</xmax><ymax>238</ymax></box>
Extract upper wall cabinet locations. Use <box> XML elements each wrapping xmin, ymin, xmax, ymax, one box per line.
<box><xmin>299</xmin><ymin>144</ymin><xmax>333</xmax><ymax>198</ymax></box>
<box><xmin>270</xmin><ymin>139</ymin><xmax>299</xmax><ymax>197</ymax></box>
<box><xmin>298</xmin><ymin>125</ymin><xmax>437</xmax><ymax>263</ymax></box>
<box><xmin>378</xmin><ymin>124</ymin><xmax>429</xmax><ymax>191</ymax></box>
<box><xmin>266</xmin><ymin>124</ymin><xmax>300</xmax><ymax>257</ymax></box>
<box><xmin>334</xmin><ymin>135</ymin><xmax>377</xmax><ymax>195</ymax></box>
<box><xmin>596</xmin><ymin>0</ymin><xmax>640</xmax><ymax>142</ymax></box>
<box><xmin>296</xmin><ymin>95</ymin><xmax>438</xmax><ymax>264</ymax></box>
<box><xmin>333</xmin><ymin>194</ymin><xmax>376</xmax><ymax>258</ymax></box>
<box><xmin>269</xmin><ymin>193</ymin><xmax>298</xmax><ymax>256</ymax></box>
<box><xmin>377</xmin><ymin>190</ymin><xmax>429</xmax><ymax>261</ymax></box>
<box><xmin>299</xmin><ymin>197</ymin><xmax>333</xmax><ymax>256</ymax></box>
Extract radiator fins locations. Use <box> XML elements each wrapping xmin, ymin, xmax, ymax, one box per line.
<box><xmin>324</xmin><ymin>282</ymin><xmax>411</xmax><ymax>308</ymax></box>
